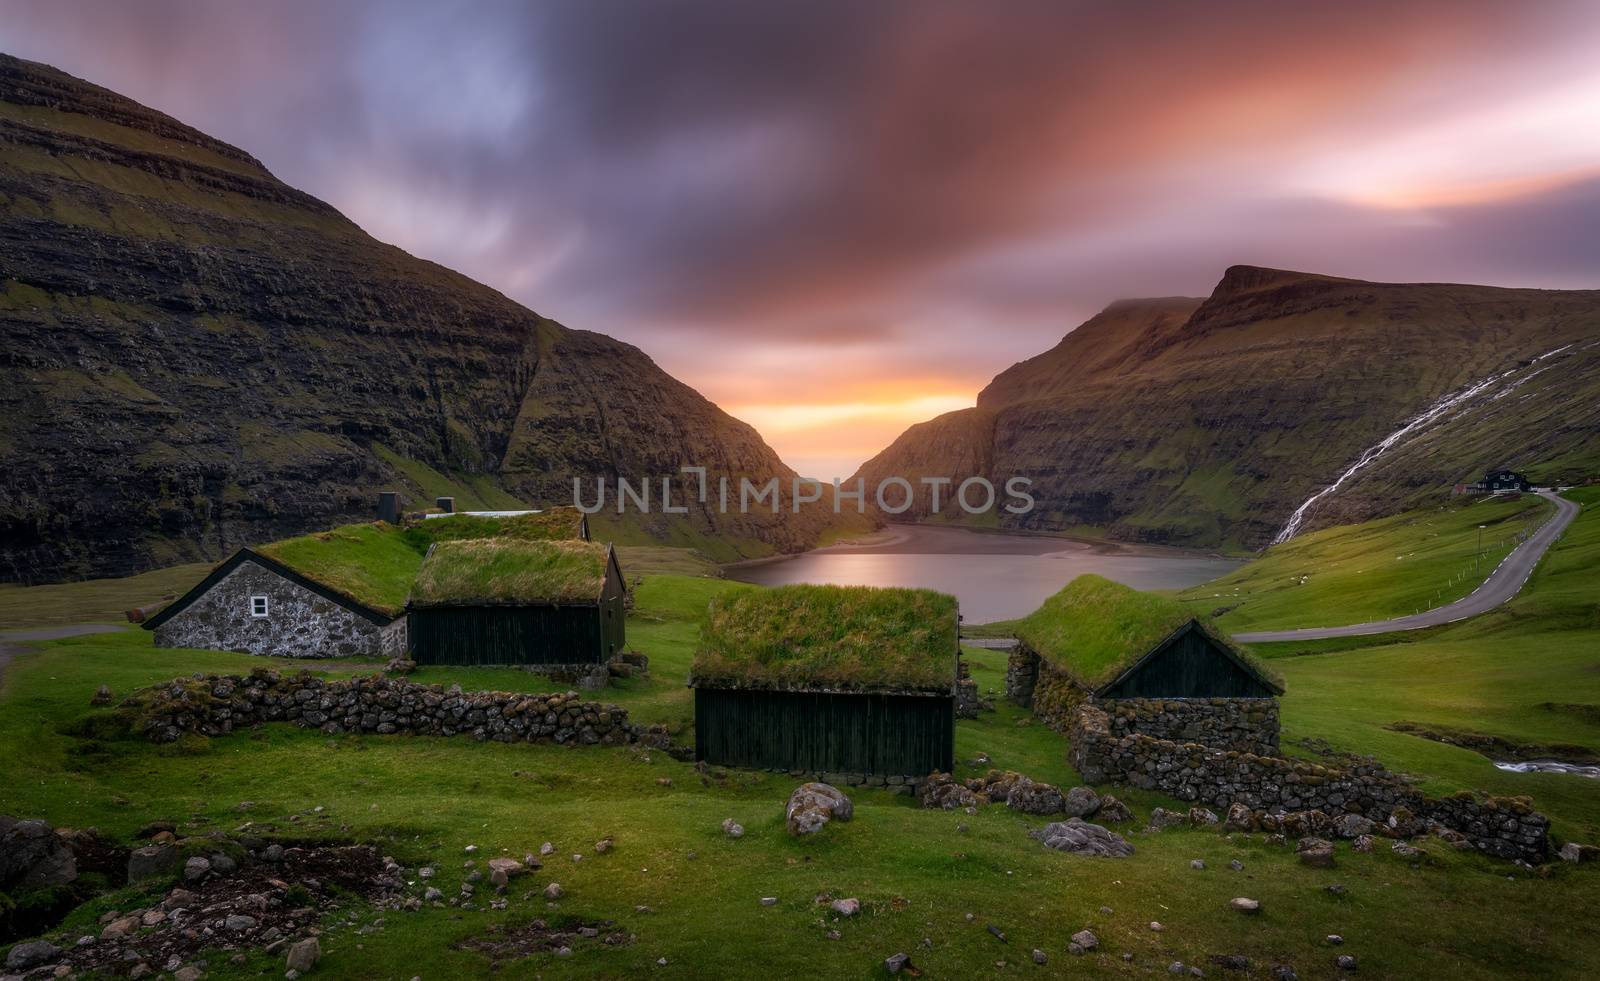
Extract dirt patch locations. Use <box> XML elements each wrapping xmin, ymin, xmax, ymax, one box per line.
<box><xmin>457</xmin><ymin>917</ymin><xmax>633</xmax><ymax>961</ymax></box>
<box><xmin>1387</xmin><ymin>721</ymin><xmax>1600</xmax><ymax>765</ymax></box>
<box><xmin>48</xmin><ymin>841</ymin><xmax>406</xmax><ymax>978</ymax></box>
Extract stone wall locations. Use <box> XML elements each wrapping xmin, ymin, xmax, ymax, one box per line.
<box><xmin>130</xmin><ymin>670</ymin><xmax>659</xmax><ymax>748</ymax></box>
<box><xmin>1070</xmin><ymin>704</ymin><xmax>1548</xmax><ymax>863</ymax></box>
<box><xmin>153</xmin><ymin>561</ymin><xmax>406</xmax><ymax>659</ymax></box>
<box><xmin>1005</xmin><ymin>646</ymin><xmax>1039</xmax><ymax>706</ymax></box>
<box><xmin>1100</xmin><ymin>696</ymin><xmax>1280</xmax><ymax>756</ymax></box>
<box><xmin>955</xmin><ymin>679</ymin><xmax>983</xmax><ymax>719</ymax></box>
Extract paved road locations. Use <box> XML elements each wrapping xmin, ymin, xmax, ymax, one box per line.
<box><xmin>0</xmin><ymin>623</ymin><xmax>124</xmax><ymax>685</ymax></box>
<box><xmin>1234</xmin><ymin>490</ymin><xmax>1581</xmax><ymax>643</ymax></box>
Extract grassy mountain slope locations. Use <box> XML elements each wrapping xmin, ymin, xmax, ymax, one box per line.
<box><xmin>0</xmin><ymin>54</ymin><xmax>848</xmax><ymax>583</ymax></box>
<box><xmin>854</xmin><ymin>265</ymin><xmax>1600</xmax><ymax>550</ymax></box>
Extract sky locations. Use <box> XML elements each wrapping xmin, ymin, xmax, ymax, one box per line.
<box><xmin>3</xmin><ymin>1</ymin><xmax>1599</xmax><ymax>478</ymax></box>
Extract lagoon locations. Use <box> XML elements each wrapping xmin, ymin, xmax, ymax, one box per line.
<box><xmin>726</xmin><ymin>524</ymin><xmax>1241</xmax><ymax>623</ymax></box>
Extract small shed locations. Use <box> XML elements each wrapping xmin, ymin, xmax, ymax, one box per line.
<box><xmin>407</xmin><ymin>538</ymin><xmax>626</xmax><ymax>673</ymax></box>
<box><xmin>143</xmin><ymin>523</ymin><xmax>416</xmax><ymax>658</ymax></box>
<box><xmin>690</xmin><ymin>584</ymin><xmax>959</xmax><ymax>778</ymax></box>
<box><xmin>1006</xmin><ymin>575</ymin><xmax>1283</xmax><ymax>754</ymax></box>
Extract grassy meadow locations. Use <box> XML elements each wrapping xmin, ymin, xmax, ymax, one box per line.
<box><xmin>0</xmin><ymin>493</ymin><xmax>1597</xmax><ymax>977</ymax></box>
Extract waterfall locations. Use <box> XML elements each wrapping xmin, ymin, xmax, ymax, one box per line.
<box><xmin>1271</xmin><ymin>345</ymin><xmax>1573</xmax><ymax>545</ymax></box>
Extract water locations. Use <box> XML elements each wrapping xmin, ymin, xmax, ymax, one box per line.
<box><xmin>726</xmin><ymin>524</ymin><xmax>1241</xmax><ymax>623</ymax></box>
<box><xmin>1493</xmin><ymin>760</ymin><xmax>1600</xmax><ymax>779</ymax></box>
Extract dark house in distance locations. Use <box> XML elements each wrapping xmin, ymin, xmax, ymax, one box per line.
<box><xmin>691</xmin><ymin>584</ymin><xmax>959</xmax><ymax>781</ymax></box>
<box><xmin>143</xmin><ymin>524</ymin><xmax>415</xmax><ymax>658</ymax></box>
<box><xmin>1454</xmin><ymin>469</ymin><xmax>1532</xmax><ymax>495</ymax></box>
<box><xmin>1005</xmin><ymin>575</ymin><xmax>1283</xmax><ymax>755</ymax></box>
<box><xmin>407</xmin><ymin>538</ymin><xmax>626</xmax><ymax>684</ymax></box>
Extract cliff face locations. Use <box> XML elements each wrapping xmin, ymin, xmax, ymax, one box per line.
<box><xmin>855</xmin><ymin>267</ymin><xmax>1600</xmax><ymax>549</ymax></box>
<box><xmin>0</xmin><ymin>54</ymin><xmax>842</xmax><ymax>583</ymax></box>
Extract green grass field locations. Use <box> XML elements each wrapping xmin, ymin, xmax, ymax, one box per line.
<box><xmin>1179</xmin><ymin>493</ymin><xmax>1551</xmax><ymax>632</ymax></box>
<box><xmin>1</xmin><ymin>494</ymin><xmax>1597</xmax><ymax>977</ymax></box>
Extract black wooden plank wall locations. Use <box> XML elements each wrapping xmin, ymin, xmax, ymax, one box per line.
<box><xmin>1100</xmin><ymin>629</ymin><xmax>1273</xmax><ymax>698</ymax></box>
<box><xmin>695</xmin><ymin>688</ymin><xmax>955</xmax><ymax>776</ymax></box>
<box><xmin>410</xmin><ymin>606</ymin><xmax>604</xmax><ymax>665</ymax></box>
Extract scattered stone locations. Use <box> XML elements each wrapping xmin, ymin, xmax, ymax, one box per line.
<box><xmin>183</xmin><ymin>855</ymin><xmax>211</xmax><ymax>881</ymax></box>
<box><xmin>1188</xmin><ymin>807</ymin><xmax>1220</xmax><ymax>827</ymax></box>
<box><xmin>1271</xmin><ymin>967</ymin><xmax>1299</xmax><ymax>981</ymax></box>
<box><xmin>6</xmin><ymin>940</ymin><xmax>61</xmax><ymax>971</ymax></box>
<box><xmin>830</xmin><ymin>897</ymin><xmax>860</xmax><ymax>917</ymax></box>
<box><xmin>1229</xmin><ymin>859</ymin><xmax>1244</xmax><ymax>871</ymax></box>
<box><xmin>1326</xmin><ymin>935</ymin><xmax>1344</xmax><ymax>946</ymax></box>
<box><xmin>1559</xmin><ymin>841</ymin><xmax>1598</xmax><ymax>863</ymax></box>
<box><xmin>1149</xmin><ymin>922</ymin><xmax>1165</xmax><ymax>932</ymax></box>
<box><xmin>1061</xmin><ymin>785</ymin><xmax>1101</xmax><ymax>818</ymax></box>
<box><xmin>1169</xmin><ymin>963</ymin><xmax>1188</xmax><ymax>976</ymax></box>
<box><xmin>1006</xmin><ymin>779</ymin><xmax>1067</xmax><ymax>815</ymax></box>
<box><xmin>1210</xmin><ymin>954</ymin><xmax>1250</xmax><ymax>971</ymax></box>
<box><xmin>1335</xmin><ymin>954</ymin><xmax>1358</xmax><ymax>971</ymax></box>
<box><xmin>657</xmin><ymin>777</ymin><xmax>673</xmax><ymax>787</ymax></box>
<box><xmin>224</xmin><ymin>914</ymin><xmax>257</xmax><ymax>930</ymax></box>
<box><xmin>1224</xmin><ymin>803</ymin><xmax>1255</xmax><ymax>831</ymax></box>
<box><xmin>286</xmin><ymin>937</ymin><xmax>321</xmax><ymax>973</ymax></box>
<box><xmin>918</xmin><ymin>772</ymin><xmax>981</xmax><ymax>810</ymax></box>
<box><xmin>1325</xmin><ymin>883</ymin><xmax>1347</xmax><ymax>896</ymax></box>
<box><xmin>464</xmin><ymin>844</ymin><xmax>479</xmax><ymax>854</ymax></box>
<box><xmin>1031</xmin><ymin>819</ymin><xmax>1135</xmax><ymax>858</ymax></box>
<box><xmin>424</xmin><ymin>887</ymin><xmax>442</xmax><ymax>902</ymax></box>
<box><xmin>540</xmin><ymin>842</ymin><xmax>555</xmax><ymax>856</ymax></box>
<box><xmin>90</xmin><ymin>684</ymin><xmax>115</xmax><ymax>705</ymax></box>
<box><xmin>1391</xmin><ymin>841</ymin><xmax>1423</xmax><ymax>859</ymax></box>
<box><xmin>1032</xmin><ymin>949</ymin><xmax>1048</xmax><ymax>965</ymax></box>
<box><xmin>759</xmin><ymin>896</ymin><xmax>778</xmax><ymax>906</ymax></box>
<box><xmin>418</xmin><ymin>865</ymin><xmax>436</xmax><ymax>879</ymax></box>
<box><xmin>986</xmin><ymin>924</ymin><xmax>1007</xmax><ymax>943</ymax></box>
<box><xmin>210</xmin><ymin>852</ymin><xmax>238</xmax><ymax>874</ymax></box>
<box><xmin>127</xmin><ymin>842</ymin><xmax>179</xmax><ymax>882</ymax></box>
<box><xmin>1148</xmin><ymin>807</ymin><xmax>1187</xmax><ymax>830</ymax></box>
<box><xmin>174</xmin><ymin>966</ymin><xmax>203</xmax><ymax>981</ymax></box>
<box><xmin>595</xmin><ymin>836</ymin><xmax>614</xmax><ymax>854</ymax></box>
<box><xmin>101</xmin><ymin>914</ymin><xmax>141</xmax><ymax>939</ymax></box>
<box><xmin>488</xmin><ymin>857</ymin><xmax>524</xmax><ymax>887</ymax></box>
<box><xmin>1069</xmin><ymin>929</ymin><xmax>1098</xmax><ymax>953</ymax></box>
<box><xmin>264</xmin><ymin>843</ymin><xmax>286</xmax><ymax>863</ymax></box>
<box><xmin>1190</xmin><ymin>859</ymin><xmax>1206</xmax><ymax>870</ymax></box>
<box><xmin>1229</xmin><ymin>897</ymin><xmax>1260</xmax><ymax>914</ymax></box>
<box><xmin>786</xmin><ymin>783</ymin><xmax>853</xmax><ymax>836</ymax></box>
<box><xmin>1335</xmin><ymin>814</ymin><xmax>1376</xmax><ymax>839</ymax></box>
<box><xmin>1351</xmin><ymin>835</ymin><xmax>1375</xmax><ymax>853</ymax></box>
<box><xmin>721</xmin><ymin>818</ymin><xmax>745</xmax><ymax>838</ymax></box>
<box><xmin>1095</xmin><ymin>795</ymin><xmax>1134</xmax><ymax>823</ymax></box>
<box><xmin>1297</xmin><ymin>837</ymin><xmax>1336</xmax><ymax>868</ymax></box>
<box><xmin>885</xmin><ymin>952</ymin><xmax>911</xmax><ymax>974</ymax></box>
<box><xmin>544</xmin><ymin>882</ymin><xmax>564</xmax><ymax>900</ymax></box>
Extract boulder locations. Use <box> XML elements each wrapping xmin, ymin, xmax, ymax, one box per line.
<box><xmin>1334</xmin><ymin>814</ymin><xmax>1376</xmax><ymax>839</ymax></box>
<box><xmin>1297</xmin><ymin>837</ymin><xmax>1336</xmax><ymax>868</ymax></box>
<box><xmin>786</xmin><ymin>783</ymin><xmax>853</xmax><ymax>836</ymax></box>
<box><xmin>286</xmin><ymin>937</ymin><xmax>321</xmax><ymax>973</ymax></box>
<box><xmin>1094</xmin><ymin>795</ymin><xmax>1134</xmax><ymax>823</ymax></box>
<box><xmin>0</xmin><ymin>816</ymin><xmax>77</xmax><ymax>890</ymax></box>
<box><xmin>5</xmin><ymin>940</ymin><xmax>60</xmax><ymax>971</ymax></box>
<box><xmin>830</xmin><ymin>897</ymin><xmax>861</xmax><ymax>917</ymax></box>
<box><xmin>919</xmin><ymin>773</ymin><xmax>980</xmax><ymax>810</ymax></box>
<box><xmin>183</xmin><ymin>855</ymin><xmax>211</xmax><ymax>882</ymax></box>
<box><xmin>1224</xmin><ymin>803</ymin><xmax>1255</xmax><ymax>832</ymax></box>
<box><xmin>1147</xmin><ymin>807</ymin><xmax>1187</xmax><ymax>830</ymax></box>
<box><xmin>1559</xmin><ymin>842</ymin><xmax>1598</xmax><ymax>863</ymax></box>
<box><xmin>721</xmin><ymin>818</ymin><xmax>745</xmax><ymax>838</ymax></box>
<box><xmin>1230</xmin><ymin>897</ymin><xmax>1261</xmax><ymax>914</ymax></box>
<box><xmin>90</xmin><ymin>684</ymin><xmax>114</xmax><ymax>706</ymax></box>
<box><xmin>1069</xmin><ymin>929</ymin><xmax>1098</xmax><ymax>953</ymax></box>
<box><xmin>127</xmin><ymin>843</ymin><xmax>179</xmax><ymax>882</ymax></box>
<box><xmin>1061</xmin><ymin>786</ymin><xmax>1101</xmax><ymax>818</ymax></box>
<box><xmin>1031</xmin><ymin>819</ymin><xmax>1135</xmax><ymax>858</ymax></box>
<box><xmin>1006</xmin><ymin>780</ymin><xmax>1066</xmax><ymax>815</ymax></box>
<box><xmin>885</xmin><ymin>953</ymin><xmax>911</xmax><ymax>974</ymax></box>
<box><xmin>1188</xmin><ymin>807</ymin><xmax>1220</xmax><ymax>827</ymax></box>
<box><xmin>487</xmin><ymin>858</ymin><xmax>524</xmax><ymax>887</ymax></box>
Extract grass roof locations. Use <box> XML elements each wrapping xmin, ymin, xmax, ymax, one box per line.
<box><xmin>253</xmin><ymin>522</ymin><xmax>422</xmax><ymax>617</ymax></box>
<box><xmin>402</xmin><ymin>508</ymin><xmax>587</xmax><ymax>550</ymax></box>
<box><xmin>693</xmin><ymin>584</ymin><xmax>959</xmax><ymax>694</ymax></box>
<box><xmin>1015</xmin><ymin>575</ymin><xmax>1282</xmax><ymax>692</ymax></box>
<box><xmin>409</xmin><ymin>538</ymin><xmax>610</xmax><ymax>607</ymax></box>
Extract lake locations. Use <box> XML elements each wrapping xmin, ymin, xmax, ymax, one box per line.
<box><xmin>727</xmin><ymin>524</ymin><xmax>1241</xmax><ymax>623</ymax></box>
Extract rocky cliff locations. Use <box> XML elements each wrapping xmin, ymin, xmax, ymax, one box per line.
<box><xmin>854</xmin><ymin>267</ymin><xmax>1600</xmax><ymax>549</ymax></box>
<box><xmin>0</xmin><ymin>54</ymin><xmax>847</xmax><ymax>583</ymax></box>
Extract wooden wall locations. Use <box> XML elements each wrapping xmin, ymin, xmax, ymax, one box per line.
<box><xmin>409</xmin><ymin>605</ymin><xmax>605</xmax><ymax>666</ymax></box>
<box><xmin>694</xmin><ymin>687</ymin><xmax>954</xmax><ymax>776</ymax></box>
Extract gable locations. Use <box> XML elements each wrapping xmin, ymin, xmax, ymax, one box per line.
<box><xmin>1096</xmin><ymin>621</ymin><xmax>1280</xmax><ymax>698</ymax></box>
<box><xmin>143</xmin><ymin>549</ymin><xmax>398</xmax><ymax>630</ymax></box>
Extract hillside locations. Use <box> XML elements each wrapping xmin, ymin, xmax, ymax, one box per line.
<box><xmin>854</xmin><ymin>266</ymin><xmax>1600</xmax><ymax>549</ymax></box>
<box><xmin>0</xmin><ymin>54</ymin><xmax>849</xmax><ymax>583</ymax></box>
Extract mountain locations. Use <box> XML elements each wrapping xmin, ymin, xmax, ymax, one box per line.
<box><xmin>0</xmin><ymin>54</ymin><xmax>854</xmax><ymax>584</ymax></box>
<box><xmin>853</xmin><ymin>265</ymin><xmax>1600</xmax><ymax>550</ymax></box>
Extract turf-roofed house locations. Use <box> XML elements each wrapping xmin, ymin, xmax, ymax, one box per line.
<box><xmin>143</xmin><ymin>523</ymin><xmax>416</xmax><ymax>658</ymax></box>
<box><xmin>406</xmin><ymin>538</ymin><xmax>627</xmax><ymax>684</ymax></box>
<box><xmin>691</xmin><ymin>585</ymin><xmax>960</xmax><ymax>785</ymax></box>
<box><xmin>1005</xmin><ymin>575</ymin><xmax>1283</xmax><ymax>755</ymax></box>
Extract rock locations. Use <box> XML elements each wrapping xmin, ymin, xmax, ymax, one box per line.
<box><xmin>183</xmin><ymin>855</ymin><xmax>211</xmax><ymax>881</ymax></box>
<box><xmin>286</xmin><ymin>937</ymin><xmax>321</xmax><ymax>973</ymax></box>
<box><xmin>1224</xmin><ymin>803</ymin><xmax>1255</xmax><ymax>831</ymax></box>
<box><xmin>1325</xmin><ymin>883</ymin><xmax>1347</xmax><ymax>896</ymax></box>
<box><xmin>1188</xmin><ymin>807</ymin><xmax>1220</xmax><ymax>827</ymax></box>
<box><xmin>1147</xmin><ymin>807</ymin><xmax>1187</xmax><ymax>830</ymax></box>
<box><xmin>1006</xmin><ymin>779</ymin><xmax>1066</xmax><ymax>815</ymax></box>
<box><xmin>263</xmin><ymin>843</ymin><xmax>285</xmax><ymax>863</ymax></box>
<box><xmin>1229</xmin><ymin>897</ymin><xmax>1260</xmax><ymax>914</ymax></box>
<box><xmin>90</xmin><ymin>684</ymin><xmax>115</xmax><ymax>705</ymax></box>
<box><xmin>1351</xmin><ymin>835</ymin><xmax>1375</xmax><ymax>853</ymax></box>
<box><xmin>1190</xmin><ymin>859</ymin><xmax>1206</xmax><ymax>870</ymax></box>
<box><xmin>786</xmin><ymin>783</ymin><xmax>853</xmax><ymax>836</ymax></box>
<box><xmin>210</xmin><ymin>852</ymin><xmax>238</xmax><ymax>874</ymax></box>
<box><xmin>595</xmin><ymin>836</ymin><xmax>614</xmax><ymax>854</ymax></box>
<box><xmin>1032</xmin><ymin>949</ymin><xmax>1048</xmax><ymax>965</ymax></box>
<box><xmin>885</xmin><ymin>952</ymin><xmax>911</xmax><ymax>974</ymax></box>
<box><xmin>1334</xmin><ymin>814</ymin><xmax>1376</xmax><ymax>839</ymax></box>
<box><xmin>1069</xmin><ymin>929</ymin><xmax>1098</xmax><ymax>953</ymax></box>
<box><xmin>1150</xmin><ymin>922</ymin><xmax>1165</xmax><ymax>932</ymax></box>
<box><xmin>1558</xmin><ymin>842</ymin><xmax>1597</xmax><ymax>863</ymax></box>
<box><xmin>174</xmin><ymin>966</ymin><xmax>204</xmax><ymax>981</ymax></box>
<box><xmin>127</xmin><ymin>843</ymin><xmax>179</xmax><ymax>882</ymax></box>
<box><xmin>1031</xmin><ymin>819</ymin><xmax>1135</xmax><ymax>858</ymax></box>
<box><xmin>1335</xmin><ymin>954</ymin><xmax>1358</xmax><ymax>971</ymax></box>
<box><xmin>1326</xmin><ymin>935</ymin><xmax>1344</xmax><ymax>946</ymax></box>
<box><xmin>759</xmin><ymin>897</ymin><xmax>778</xmax><ymax>906</ymax></box>
<box><xmin>1211</xmin><ymin>954</ymin><xmax>1250</xmax><ymax>971</ymax></box>
<box><xmin>100</xmin><ymin>914</ymin><xmax>141</xmax><ymax>939</ymax></box>
<box><xmin>986</xmin><ymin>924</ymin><xmax>1007</xmax><ymax>943</ymax></box>
<box><xmin>141</xmin><ymin>909</ymin><xmax>166</xmax><ymax>926</ymax></box>
<box><xmin>544</xmin><ymin>882</ymin><xmax>564</xmax><ymax>900</ymax></box>
<box><xmin>1229</xmin><ymin>860</ymin><xmax>1244</xmax><ymax>871</ymax></box>
<box><xmin>918</xmin><ymin>772</ymin><xmax>980</xmax><ymax>810</ymax></box>
<box><xmin>1062</xmin><ymin>786</ymin><xmax>1101</xmax><ymax>818</ymax></box>
<box><xmin>6</xmin><ymin>940</ymin><xmax>61</xmax><ymax>970</ymax></box>
<box><xmin>424</xmin><ymin>887</ymin><xmax>442</xmax><ymax>902</ymax></box>
<box><xmin>464</xmin><ymin>844</ymin><xmax>478</xmax><ymax>854</ymax></box>
<box><xmin>163</xmin><ymin>887</ymin><xmax>197</xmax><ymax>910</ymax></box>
<box><xmin>487</xmin><ymin>857</ymin><xmax>524</xmax><ymax>886</ymax></box>
<box><xmin>1297</xmin><ymin>837</ymin><xmax>1336</xmax><ymax>868</ymax></box>
<box><xmin>1094</xmin><ymin>795</ymin><xmax>1134</xmax><ymax>823</ymax></box>
<box><xmin>830</xmin><ymin>897</ymin><xmax>860</xmax><ymax>917</ymax></box>
<box><xmin>0</xmin><ymin>817</ymin><xmax>78</xmax><ymax>890</ymax></box>
<box><xmin>225</xmin><ymin>914</ymin><xmax>257</xmax><ymax>930</ymax></box>
<box><xmin>1169</xmin><ymin>963</ymin><xmax>1188</xmax><ymax>975</ymax></box>
<box><xmin>130</xmin><ymin>965</ymin><xmax>152</xmax><ymax>979</ymax></box>
<box><xmin>1272</xmin><ymin>967</ymin><xmax>1299</xmax><ymax>981</ymax></box>
<box><xmin>1391</xmin><ymin>841</ymin><xmax>1423</xmax><ymax>859</ymax></box>
<box><xmin>539</xmin><ymin>842</ymin><xmax>555</xmax><ymax>856</ymax></box>
<box><xmin>721</xmin><ymin>818</ymin><xmax>745</xmax><ymax>838</ymax></box>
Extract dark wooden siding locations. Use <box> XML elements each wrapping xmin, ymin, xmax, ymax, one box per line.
<box><xmin>1100</xmin><ymin>624</ymin><xmax>1275</xmax><ymax>698</ymax></box>
<box><xmin>694</xmin><ymin>687</ymin><xmax>954</xmax><ymax>776</ymax></box>
<box><xmin>600</xmin><ymin>552</ymin><xmax>626</xmax><ymax>655</ymax></box>
<box><xmin>409</xmin><ymin>605</ymin><xmax>605</xmax><ymax>666</ymax></box>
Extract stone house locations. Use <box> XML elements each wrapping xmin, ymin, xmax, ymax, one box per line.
<box><xmin>143</xmin><ymin>544</ymin><xmax>408</xmax><ymax>659</ymax></box>
<box><xmin>1005</xmin><ymin>575</ymin><xmax>1282</xmax><ymax>755</ymax></box>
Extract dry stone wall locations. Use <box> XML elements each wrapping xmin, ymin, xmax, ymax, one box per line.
<box><xmin>1101</xmin><ymin>696</ymin><xmax>1280</xmax><ymax>756</ymax></box>
<box><xmin>152</xmin><ymin>561</ymin><xmax>405</xmax><ymax>659</ymax></box>
<box><xmin>1070</xmin><ymin>704</ymin><xmax>1548</xmax><ymax>863</ymax></box>
<box><xmin>131</xmin><ymin>670</ymin><xmax>663</xmax><ymax>749</ymax></box>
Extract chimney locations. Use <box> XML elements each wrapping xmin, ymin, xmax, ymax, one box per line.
<box><xmin>436</xmin><ymin>496</ymin><xmax>455</xmax><ymax>513</ymax></box>
<box><xmin>378</xmin><ymin>491</ymin><xmax>400</xmax><ymax>524</ymax></box>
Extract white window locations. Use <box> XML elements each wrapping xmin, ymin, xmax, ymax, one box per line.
<box><xmin>249</xmin><ymin>595</ymin><xmax>270</xmax><ymax>618</ymax></box>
